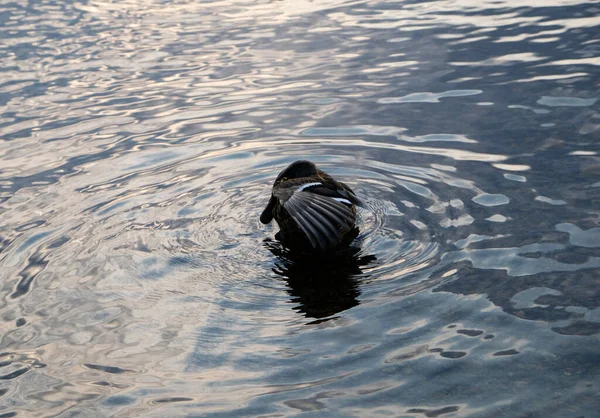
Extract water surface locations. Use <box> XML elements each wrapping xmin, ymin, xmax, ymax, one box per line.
<box><xmin>1</xmin><ymin>0</ymin><xmax>599</xmax><ymax>417</ymax></box>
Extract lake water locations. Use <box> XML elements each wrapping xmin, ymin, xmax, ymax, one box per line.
<box><xmin>1</xmin><ymin>0</ymin><xmax>599</xmax><ymax>417</ymax></box>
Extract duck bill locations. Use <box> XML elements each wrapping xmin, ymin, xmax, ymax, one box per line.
<box><xmin>260</xmin><ymin>196</ymin><xmax>276</xmax><ymax>224</ymax></box>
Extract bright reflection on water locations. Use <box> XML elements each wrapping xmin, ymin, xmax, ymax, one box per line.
<box><xmin>1</xmin><ymin>0</ymin><xmax>599</xmax><ymax>416</ymax></box>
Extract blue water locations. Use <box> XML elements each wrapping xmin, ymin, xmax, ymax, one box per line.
<box><xmin>1</xmin><ymin>0</ymin><xmax>599</xmax><ymax>417</ymax></box>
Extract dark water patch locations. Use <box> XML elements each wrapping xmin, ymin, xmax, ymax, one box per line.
<box><xmin>493</xmin><ymin>349</ymin><xmax>520</xmax><ymax>357</ymax></box>
<box><xmin>0</xmin><ymin>368</ymin><xmax>28</xmax><ymax>380</ymax></box>
<box><xmin>552</xmin><ymin>321</ymin><xmax>600</xmax><ymax>336</ymax></box>
<box><xmin>47</xmin><ymin>235</ymin><xmax>71</xmax><ymax>249</ymax></box>
<box><xmin>10</xmin><ymin>253</ymin><xmax>48</xmax><ymax>299</ymax></box>
<box><xmin>283</xmin><ymin>395</ymin><xmax>328</xmax><ymax>412</ymax></box>
<box><xmin>407</xmin><ymin>405</ymin><xmax>460</xmax><ymax>417</ymax></box>
<box><xmin>90</xmin><ymin>380</ymin><xmax>130</xmax><ymax>390</ymax></box>
<box><xmin>14</xmin><ymin>220</ymin><xmax>46</xmax><ymax>232</ymax></box>
<box><xmin>102</xmin><ymin>395</ymin><xmax>136</xmax><ymax>407</ymax></box>
<box><xmin>151</xmin><ymin>397</ymin><xmax>194</xmax><ymax>404</ymax></box>
<box><xmin>0</xmin><ymin>235</ymin><xmax>15</xmax><ymax>255</ymax></box>
<box><xmin>438</xmin><ymin>351</ymin><xmax>467</xmax><ymax>360</ymax></box>
<box><xmin>83</xmin><ymin>364</ymin><xmax>134</xmax><ymax>375</ymax></box>
<box><xmin>456</xmin><ymin>329</ymin><xmax>484</xmax><ymax>337</ymax></box>
<box><xmin>385</xmin><ymin>344</ymin><xmax>430</xmax><ymax>363</ymax></box>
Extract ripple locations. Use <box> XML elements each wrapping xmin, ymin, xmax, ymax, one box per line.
<box><xmin>556</xmin><ymin>223</ymin><xmax>600</xmax><ymax>248</ymax></box>
<box><xmin>1</xmin><ymin>0</ymin><xmax>599</xmax><ymax>417</ymax></box>
<box><xmin>472</xmin><ymin>193</ymin><xmax>510</xmax><ymax>207</ymax></box>
<box><xmin>83</xmin><ymin>363</ymin><xmax>134</xmax><ymax>374</ymax></box>
<box><xmin>537</xmin><ymin>96</ymin><xmax>597</xmax><ymax>107</ymax></box>
<box><xmin>493</xmin><ymin>349</ymin><xmax>520</xmax><ymax>357</ymax></box>
<box><xmin>378</xmin><ymin>89</ymin><xmax>482</xmax><ymax>104</ymax></box>
<box><xmin>406</xmin><ymin>406</ymin><xmax>460</xmax><ymax>417</ymax></box>
<box><xmin>535</xmin><ymin>196</ymin><xmax>567</xmax><ymax>205</ymax></box>
<box><xmin>504</xmin><ymin>173</ymin><xmax>526</xmax><ymax>182</ymax></box>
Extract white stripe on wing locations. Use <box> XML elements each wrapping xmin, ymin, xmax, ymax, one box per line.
<box><xmin>333</xmin><ymin>197</ymin><xmax>353</xmax><ymax>205</ymax></box>
<box><xmin>296</xmin><ymin>182</ymin><xmax>322</xmax><ymax>192</ymax></box>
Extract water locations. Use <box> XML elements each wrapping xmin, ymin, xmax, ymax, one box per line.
<box><xmin>1</xmin><ymin>0</ymin><xmax>599</xmax><ymax>416</ymax></box>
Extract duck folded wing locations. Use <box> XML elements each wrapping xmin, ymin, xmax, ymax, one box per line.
<box><xmin>273</xmin><ymin>186</ymin><xmax>355</xmax><ymax>250</ymax></box>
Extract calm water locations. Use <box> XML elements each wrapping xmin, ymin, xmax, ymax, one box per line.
<box><xmin>1</xmin><ymin>0</ymin><xmax>599</xmax><ymax>417</ymax></box>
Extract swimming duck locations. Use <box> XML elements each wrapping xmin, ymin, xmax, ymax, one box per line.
<box><xmin>260</xmin><ymin>160</ymin><xmax>364</xmax><ymax>252</ymax></box>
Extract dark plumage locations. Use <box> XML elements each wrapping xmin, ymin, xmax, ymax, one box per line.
<box><xmin>260</xmin><ymin>160</ymin><xmax>364</xmax><ymax>251</ymax></box>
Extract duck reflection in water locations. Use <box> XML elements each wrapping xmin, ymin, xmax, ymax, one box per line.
<box><xmin>265</xmin><ymin>240</ymin><xmax>376</xmax><ymax>320</ymax></box>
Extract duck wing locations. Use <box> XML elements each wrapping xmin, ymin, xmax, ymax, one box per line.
<box><xmin>273</xmin><ymin>183</ymin><xmax>356</xmax><ymax>250</ymax></box>
<box><xmin>337</xmin><ymin>181</ymin><xmax>365</xmax><ymax>208</ymax></box>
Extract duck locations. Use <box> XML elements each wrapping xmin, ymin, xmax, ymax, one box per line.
<box><xmin>260</xmin><ymin>160</ymin><xmax>364</xmax><ymax>252</ymax></box>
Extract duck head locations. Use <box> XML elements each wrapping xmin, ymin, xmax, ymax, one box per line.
<box><xmin>274</xmin><ymin>160</ymin><xmax>318</xmax><ymax>185</ymax></box>
<box><xmin>260</xmin><ymin>160</ymin><xmax>318</xmax><ymax>224</ymax></box>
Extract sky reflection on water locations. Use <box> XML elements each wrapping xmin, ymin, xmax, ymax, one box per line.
<box><xmin>0</xmin><ymin>0</ymin><xmax>599</xmax><ymax>417</ymax></box>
